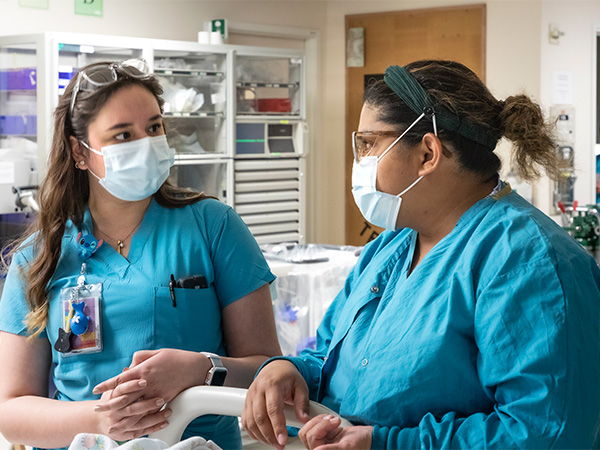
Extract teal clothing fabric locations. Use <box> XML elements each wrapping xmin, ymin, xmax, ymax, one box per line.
<box><xmin>282</xmin><ymin>185</ymin><xmax>600</xmax><ymax>449</ymax></box>
<box><xmin>0</xmin><ymin>198</ymin><xmax>275</xmax><ymax>450</ymax></box>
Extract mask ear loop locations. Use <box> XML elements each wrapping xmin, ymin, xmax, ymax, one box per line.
<box><xmin>78</xmin><ymin>140</ymin><xmax>104</xmax><ymax>181</ymax></box>
<box><xmin>392</xmin><ymin>106</ymin><xmax>438</xmax><ymax>198</ymax></box>
<box><xmin>79</xmin><ymin>140</ymin><xmax>103</xmax><ymax>156</ymax></box>
<box><xmin>377</xmin><ymin>111</ymin><xmax>426</xmax><ymax>162</ymax></box>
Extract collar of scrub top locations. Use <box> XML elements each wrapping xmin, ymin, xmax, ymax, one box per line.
<box><xmin>383</xmin><ymin>65</ymin><xmax>502</xmax><ymax>151</ymax></box>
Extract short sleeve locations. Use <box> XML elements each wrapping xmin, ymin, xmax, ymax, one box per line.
<box><xmin>0</xmin><ymin>244</ymin><xmax>46</xmax><ymax>337</ymax></box>
<box><xmin>204</xmin><ymin>205</ymin><xmax>275</xmax><ymax>307</ymax></box>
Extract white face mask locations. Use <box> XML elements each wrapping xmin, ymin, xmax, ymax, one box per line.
<box><xmin>351</xmin><ymin>112</ymin><xmax>435</xmax><ymax>230</ymax></box>
<box><xmin>83</xmin><ymin>135</ymin><xmax>175</xmax><ymax>202</ymax></box>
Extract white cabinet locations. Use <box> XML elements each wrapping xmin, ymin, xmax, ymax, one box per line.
<box><xmin>233</xmin><ymin>49</ymin><xmax>306</xmax><ymax>244</ymax></box>
<box><xmin>0</xmin><ymin>32</ymin><xmax>307</xmax><ymax>244</ymax></box>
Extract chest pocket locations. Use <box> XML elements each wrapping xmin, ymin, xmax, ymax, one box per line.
<box><xmin>154</xmin><ymin>286</ymin><xmax>224</xmax><ymax>352</ymax></box>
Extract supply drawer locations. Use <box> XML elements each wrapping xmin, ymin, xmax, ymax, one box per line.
<box><xmin>235</xmin><ymin>169</ymin><xmax>298</xmax><ymax>182</ymax></box>
<box><xmin>235</xmin><ymin>190</ymin><xmax>299</xmax><ymax>204</ymax></box>
<box><xmin>248</xmin><ymin>222</ymin><xmax>299</xmax><ymax>236</ymax></box>
<box><xmin>235</xmin><ymin>159</ymin><xmax>299</xmax><ymax>171</ymax></box>
<box><xmin>254</xmin><ymin>232</ymin><xmax>300</xmax><ymax>245</ymax></box>
<box><xmin>235</xmin><ymin>201</ymin><xmax>299</xmax><ymax>215</ymax></box>
<box><xmin>241</xmin><ymin>211</ymin><xmax>299</xmax><ymax>225</ymax></box>
<box><xmin>235</xmin><ymin>180</ymin><xmax>298</xmax><ymax>193</ymax></box>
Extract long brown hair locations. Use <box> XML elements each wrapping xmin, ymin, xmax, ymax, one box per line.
<box><xmin>7</xmin><ymin>61</ymin><xmax>209</xmax><ymax>338</ymax></box>
<box><xmin>364</xmin><ymin>60</ymin><xmax>561</xmax><ymax>182</ymax></box>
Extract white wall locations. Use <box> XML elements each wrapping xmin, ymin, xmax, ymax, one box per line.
<box><xmin>539</xmin><ymin>0</ymin><xmax>600</xmax><ymax>212</ymax></box>
<box><xmin>0</xmin><ymin>0</ymin><xmax>328</xmax><ymax>42</ymax></box>
<box><xmin>1</xmin><ymin>0</ymin><xmax>597</xmax><ymax>244</ymax></box>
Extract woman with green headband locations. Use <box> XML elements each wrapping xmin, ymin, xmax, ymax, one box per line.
<box><xmin>242</xmin><ymin>60</ymin><xmax>600</xmax><ymax>450</ymax></box>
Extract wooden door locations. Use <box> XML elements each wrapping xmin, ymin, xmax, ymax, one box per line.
<box><xmin>345</xmin><ymin>4</ymin><xmax>486</xmax><ymax>246</ymax></box>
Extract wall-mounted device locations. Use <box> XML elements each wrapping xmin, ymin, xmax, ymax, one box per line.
<box><xmin>551</xmin><ymin>105</ymin><xmax>576</xmax><ymax>214</ymax></box>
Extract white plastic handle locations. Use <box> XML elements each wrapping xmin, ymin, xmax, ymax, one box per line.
<box><xmin>149</xmin><ymin>386</ymin><xmax>351</xmax><ymax>445</ymax></box>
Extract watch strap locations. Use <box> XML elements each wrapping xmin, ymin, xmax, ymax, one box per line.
<box><xmin>200</xmin><ymin>351</ymin><xmax>227</xmax><ymax>386</ymax></box>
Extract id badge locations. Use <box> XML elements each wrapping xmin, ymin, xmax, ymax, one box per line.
<box><xmin>59</xmin><ymin>283</ymin><xmax>103</xmax><ymax>356</ymax></box>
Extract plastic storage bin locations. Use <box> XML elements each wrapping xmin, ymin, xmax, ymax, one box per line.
<box><xmin>0</xmin><ymin>115</ymin><xmax>36</xmax><ymax>135</ymax></box>
<box><xmin>0</xmin><ymin>68</ymin><xmax>37</xmax><ymax>90</ymax></box>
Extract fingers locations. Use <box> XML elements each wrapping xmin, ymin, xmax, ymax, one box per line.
<box><xmin>244</xmin><ymin>387</ymin><xmax>286</xmax><ymax>450</ymax></box>
<box><xmin>94</xmin><ymin>350</ymin><xmax>160</xmax><ymax>394</ymax></box>
<box><xmin>242</xmin><ymin>360</ymin><xmax>309</xmax><ymax>450</ymax></box>
<box><xmin>298</xmin><ymin>415</ymin><xmax>342</xmax><ymax>450</ymax></box>
<box><xmin>293</xmin><ymin>388</ymin><xmax>311</xmax><ymax>425</ymax></box>
<box><xmin>265</xmin><ymin>388</ymin><xmax>289</xmax><ymax>449</ymax></box>
<box><xmin>95</xmin><ymin>394</ymin><xmax>165</xmax><ymax>415</ymax></box>
<box><xmin>93</xmin><ymin>371</ymin><xmax>142</xmax><ymax>395</ymax></box>
<box><xmin>106</xmin><ymin>408</ymin><xmax>172</xmax><ymax>441</ymax></box>
<box><xmin>94</xmin><ymin>379</ymin><xmax>148</xmax><ymax>404</ymax></box>
<box><xmin>129</xmin><ymin>349</ymin><xmax>158</xmax><ymax>369</ymax></box>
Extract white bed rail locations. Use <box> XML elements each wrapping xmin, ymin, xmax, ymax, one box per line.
<box><xmin>149</xmin><ymin>386</ymin><xmax>351</xmax><ymax>446</ymax></box>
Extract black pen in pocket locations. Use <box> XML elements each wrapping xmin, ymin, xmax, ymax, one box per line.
<box><xmin>169</xmin><ymin>274</ymin><xmax>177</xmax><ymax>307</ymax></box>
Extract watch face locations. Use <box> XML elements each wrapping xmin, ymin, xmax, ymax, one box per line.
<box><xmin>209</xmin><ymin>368</ymin><xmax>227</xmax><ymax>386</ymax></box>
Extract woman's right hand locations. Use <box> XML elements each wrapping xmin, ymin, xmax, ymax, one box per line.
<box><xmin>93</xmin><ymin>378</ymin><xmax>172</xmax><ymax>440</ymax></box>
<box><xmin>242</xmin><ymin>360</ymin><xmax>311</xmax><ymax>450</ymax></box>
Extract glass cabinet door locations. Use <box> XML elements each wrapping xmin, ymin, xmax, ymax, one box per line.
<box><xmin>154</xmin><ymin>51</ymin><xmax>227</xmax><ymax>157</ymax></box>
<box><xmin>168</xmin><ymin>159</ymin><xmax>230</xmax><ymax>203</ymax></box>
<box><xmin>0</xmin><ymin>41</ymin><xmax>38</xmax><ymax>215</ymax></box>
<box><xmin>235</xmin><ymin>55</ymin><xmax>301</xmax><ymax>117</ymax></box>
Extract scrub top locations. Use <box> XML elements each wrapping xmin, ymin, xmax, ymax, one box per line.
<box><xmin>0</xmin><ymin>198</ymin><xmax>275</xmax><ymax>450</ymax></box>
<box><xmin>275</xmin><ymin>183</ymin><xmax>600</xmax><ymax>449</ymax></box>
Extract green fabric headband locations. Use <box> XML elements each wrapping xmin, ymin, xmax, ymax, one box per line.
<box><xmin>383</xmin><ymin>65</ymin><xmax>500</xmax><ymax>150</ymax></box>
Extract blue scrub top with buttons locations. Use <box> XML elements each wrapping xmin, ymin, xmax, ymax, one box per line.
<box><xmin>0</xmin><ymin>198</ymin><xmax>275</xmax><ymax>450</ymax></box>
<box><xmin>271</xmin><ymin>183</ymin><xmax>600</xmax><ymax>449</ymax></box>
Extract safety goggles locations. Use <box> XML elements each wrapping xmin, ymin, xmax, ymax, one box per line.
<box><xmin>352</xmin><ymin>111</ymin><xmax>437</xmax><ymax>162</ymax></box>
<box><xmin>69</xmin><ymin>58</ymin><xmax>151</xmax><ymax>116</ymax></box>
<box><xmin>351</xmin><ymin>131</ymin><xmax>400</xmax><ymax>162</ymax></box>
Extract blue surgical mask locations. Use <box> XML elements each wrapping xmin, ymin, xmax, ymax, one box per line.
<box><xmin>83</xmin><ymin>135</ymin><xmax>175</xmax><ymax>201</ymax></box>
<box><xmin>351</xmin><ymin>112</ymin><xmax>435</xmax><ymax>230</ymax></box>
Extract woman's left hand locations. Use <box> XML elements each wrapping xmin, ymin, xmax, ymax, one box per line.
<box><xmin>93</xmin><ymin>349</ymin><xmax>204</xmax><ymax>404</ymax></box>
<box><xmin>298</xmin><ymin>415</ymin><xmax>372</xmax><ymax>450</ymax></box>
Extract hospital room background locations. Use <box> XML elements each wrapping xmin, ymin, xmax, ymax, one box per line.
<box><xmin>1</xmin><ymin>0</ymin><xmax>599</xmax><ymax>448</ymax></box>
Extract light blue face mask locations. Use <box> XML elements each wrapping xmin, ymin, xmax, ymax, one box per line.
<box><xmin>82</xmin><ymin>135</ymin><xmax>175</xmax><ymax>202</ymax></box>
<box><xmin>351</xmin><ymin>112</ymin><xmax>436</xmax><ymax>230</ymax></box>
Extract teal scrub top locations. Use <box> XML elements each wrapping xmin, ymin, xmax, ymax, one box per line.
<box><xmin>274</xmin><ymin>183</ymin><xmax>600</xmax><ymax>449</ymax></box>
<box><xmin>0</xmin><ymin>198</ymin><xmax>275</xmax><ymax>450</ymax></box>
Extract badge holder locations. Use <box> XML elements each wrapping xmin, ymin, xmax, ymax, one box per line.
<box><xmin>54</xmin><ymin>233</ymin><xmax>104</xmax><ymax>356</ymax></box>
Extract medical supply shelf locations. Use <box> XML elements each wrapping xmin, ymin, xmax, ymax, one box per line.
<box><xmin>0</xmin><ymin>32</ymin><xmax>307</xmax><ymax>244</ymax></box>
<box><xmin>0</xmin><ymin>38</ymin><xmax>39</xmax><ymax>216</ymax></box>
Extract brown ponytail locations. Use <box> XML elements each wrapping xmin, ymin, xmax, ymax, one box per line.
<box><xmin>500</xmin><ymin>94</ymin><xmax>561</xmax><ymax>182</ymax></box>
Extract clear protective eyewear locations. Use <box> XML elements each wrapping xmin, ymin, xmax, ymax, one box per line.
<box><xmin>69</xmin><ymin>58</ymin><xmax>151</xmax><ymax>116</ymax></box>
<box><xmin>352</xmin><ymin>111</ymin><xmax>437</xmax><ymax>162</ymax></box>
<box><xmin>352</xmin><ymin>130</ymin><xmax>400</xmax><ymax>162</ymax></box>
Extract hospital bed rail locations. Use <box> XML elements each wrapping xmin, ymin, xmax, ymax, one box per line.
<box><xmin>149</xmin><ymin>386</ymin><xmax>351</xmax><ymax>446</ymax></box>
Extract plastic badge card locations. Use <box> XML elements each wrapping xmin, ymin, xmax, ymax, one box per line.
<box><xmin>60</xmin><ymin>283</ymin><xmax>103</xmax><ymax>356</ymax></box>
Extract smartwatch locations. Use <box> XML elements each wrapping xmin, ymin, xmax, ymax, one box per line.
<box><xmin>201</xmin><ymin>352</ymin><xmax>228</xmax><ymax>386</ymax></box>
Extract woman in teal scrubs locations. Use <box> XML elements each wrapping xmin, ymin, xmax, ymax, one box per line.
<box><xmin>242</xmin><ymin>60</ymin><xmax>600</xmax><ymax>449</ymax></box>
<box><xmin>0</xmin><ymin>60</ymin><xmax>281</xmax><ymax>449</ymax></box>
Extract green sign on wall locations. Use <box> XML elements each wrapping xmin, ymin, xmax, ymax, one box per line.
<box><xmin>74</xmin><ymin>0</ymin><xmax>103</xmax><ymax>17</ymax></box>
<box><xmin>19</xmin><ymin>0</ymin><xmax>49</xmax><ymax>9</ymax></box>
